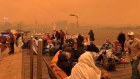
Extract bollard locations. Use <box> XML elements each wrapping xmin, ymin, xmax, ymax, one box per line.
<box><xmin>37</xmin><ymin>39</ymin><xmax>43</xmax><ymax>79</ymax></box>
<box><xmin>0</xmin><ymin>48</ymin><xmax>2</xmax><ymax>61</ymax></box>
<box><xmin>30</xmin><ymin>37</ymin><xmax>34</xmax><ymax>79</ymax></box>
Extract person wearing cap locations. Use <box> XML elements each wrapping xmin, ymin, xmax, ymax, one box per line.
<box><xmin>125</xmin><ymin>31</ymin><xmax>140</xmax><ymax>79</ymax></box>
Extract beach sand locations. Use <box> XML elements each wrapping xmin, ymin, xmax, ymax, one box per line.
<box><xmin>0</xmin><ymin>47</ymin><xmax>22</xmax><ymax>79</ymax></box>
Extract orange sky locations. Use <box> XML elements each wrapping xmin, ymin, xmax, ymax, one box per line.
<box><xmin>0</xmin><ymin>0</ymin><xmax>140</xmax><ymax>26</ymax></box>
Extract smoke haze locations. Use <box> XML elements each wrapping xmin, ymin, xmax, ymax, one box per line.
<box><xmin>0</xmin><ymin>0</ymin><xmax>140</xmax><ymax>26</ymax></box>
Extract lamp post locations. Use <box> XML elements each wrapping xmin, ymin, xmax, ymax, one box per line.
<box><xmin>70</xmin><ymin>14</ymin><xmax>79</xmax><ymax>25</ymax></box>
<box><xmin>3</xmin><ymin>16</ymin><xmax>8</xmax><ymax>30</ymax></box>
<box><xmin>3</xmin><ymin>16</ymin><xmax>8</xmax><ymax>23</ymax></box>
<box><xmin>70</xmin><ymin>14</ymin><xmax>79</xmax><ymax>33</ymax></box>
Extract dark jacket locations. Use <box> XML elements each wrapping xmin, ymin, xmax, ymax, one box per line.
<box><xmin>117</xmin><ymin>33</ymin><xmax>126</xmax><ymax>45</ymax></box>
<box><xmin>89</xmin><ymin>31</ymin><xmax>95</xmax><ymax>41</ymax></box>
<box><xmin>86</xmin><ymin>44</ymin><xmax>99</xmax><ymax>53</ymax></box>
<box><xmin>77</xmin><ymin>34</ymin><xmax>84</xmax><ymax>47</ymax></box>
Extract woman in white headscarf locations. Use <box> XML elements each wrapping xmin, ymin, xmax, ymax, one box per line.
<box><xmin>65</xmin><ymin>51</ymin><xmax>101</xmax><ymax>79</ymax></box>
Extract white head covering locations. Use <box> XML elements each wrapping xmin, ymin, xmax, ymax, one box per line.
<box><xmin>66</xmin><ymin>51</ymin><xmax>101</xmax><ymax>79</ymax></box>
<box><xmin>128</xmin><ymin>31</ymin><xmax>134</xmax><ymax>36</ymax></box>
<box><xmin>128</xmin><ymin>31</ymin><xmax>135</xmax><ymax>42</ymax></box>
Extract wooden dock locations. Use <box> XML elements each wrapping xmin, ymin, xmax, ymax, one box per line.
<box><xmin>22</xmin><ymin>49</ymin><xmax>132</xmax><ymax>79</ymax></box>
<box><xmin>107</xmin><ymin>63</ymin><xmax>131</xmax><ymax>79</ymax></box>
<box><xmin>22</xmin><ymin>49</ymin><xmax>52</xmax><ymax>79</ymax></box>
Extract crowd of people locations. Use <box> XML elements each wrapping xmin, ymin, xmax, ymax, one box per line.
<box><xmin>49</xmin><ymin>30</ymin><xmax>140</xmax><ymax>79</ymax></box>
<box><xmin>2</xmin><ymin>29</ymin><xmax>140</xmax><ymax>79</ymax></box>
<box><xmin>3</xmin><ymin>33</ymin><xmax>23</xmax><ymax>55</ymax></box>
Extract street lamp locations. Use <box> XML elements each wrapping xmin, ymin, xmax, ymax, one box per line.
<box><xmin>70</xmin><ymin>14</ymin><xmax>79</xmax><ymax>34</ymax></box>
<box><xmin>70</xmin><ymin>14</ymin><xmax>79</xmax><ymax>25</ymax></box>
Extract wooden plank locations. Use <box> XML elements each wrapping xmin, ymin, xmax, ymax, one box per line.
<box><xmin>22</xmin><ymin>49</ymin><xmax>51</xmax><ymax>79</ymax></box>
<box><xmin>37</xmin><ymin>39</ymin><xmax>43</xmax><ymax>79</ymax></box>
<box><xmin>22</xmin><ymin>48</ymin><xmax>132</xmax><ymax>79</ymax></box>
<box><xmin>30</xmin><ymin>40</ymin><xmax>34</xmax><ymax>79</ymax></box>
<box><xmin>108</xmin><ymin>64</ymin><xmax>131</xmax><ymax>79</ymax></box>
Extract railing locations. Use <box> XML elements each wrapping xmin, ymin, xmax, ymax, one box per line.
<box><xmin>43</xmin><ymin>58</ymin><xmax>60</xmax><ymax>79</ymax></box>
<box><xmin>30</xmin><ymin>39</ymin><xmax>34</xmax><ymax>79</ymax></box>
<box><xmin>29</xmin><ymin>38</ymin><xmax>60</xmax><ymax>79</ymax></box>
<box><xmin>29</xmin><ymin>38</ymin><xmax>43</xmax><ymax>79</ymax></box>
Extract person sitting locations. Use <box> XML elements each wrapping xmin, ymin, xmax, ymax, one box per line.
<box><xmin>49</xmin><ymin>41</ymin><xmax>60</xmax><ymax>56</ymax></box>
<box><xmin>112</xmin><ymin>40</ymin><xmax>122</xmax><ymax>58</ymax></box>
<box><xmin>100</xmin><ymin>39</ymin><xmax>113</xmax><ymax>50</ymax></box>
<box><xmin>75</xmin><ymin>34</ymin><xmax>85</xmax><ymax>61</ymax></box>
<box><xmin>57</xmin><ymin>51</ymin><xmax>73</xmax><ymax>76</ymax></box>
<box><xmin>96</xmin><ymin>39</ymin><xmax>113</xmax><ymax>63</ymax></box>
<box><xmin>86</xmin><ymin>41</ymin><xmax>99</xmax><ymax>53</ymax></box>
<box><xmin>65</xmin><ymin>51</ymin><xmax>108</xmax><ymax>79</ymax></box>
<box><xmin>50</xmin><ymin>50</ymin><xmax>67</xmax><ymax>79</ymax></box>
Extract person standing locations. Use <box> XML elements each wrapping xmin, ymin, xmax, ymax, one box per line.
<box><xmin>60</xmin><ymin>30</ymin><xmax>65</xmax><ymax>49</ymax></box>
<box><xmin>17</xmin><ymin>34</ymin><xmax>23</xmax><ymax>48</ymax></box>
<box><xmin>77</xmin><ymin>34</ymin><xmax>85</xmax><ymax>57</ymax></box>
<box><xmin>9</xmin><ymin>33</ymin><xmax>15</xmax><ymax>54</ymax></box>
<box><xmin>88</xmin><ymin>30</ymin><xmax>95</xmax><ymax>41</ymax></box>
<box><xmin>125</xmin><ymin>31</ymin><xmax>140</xmax><ymax>79</ymax></box>
<box><xmin>117</xmin><ymin>31</ymin><xmax>126</xmax><ymax>52</ymax></box>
